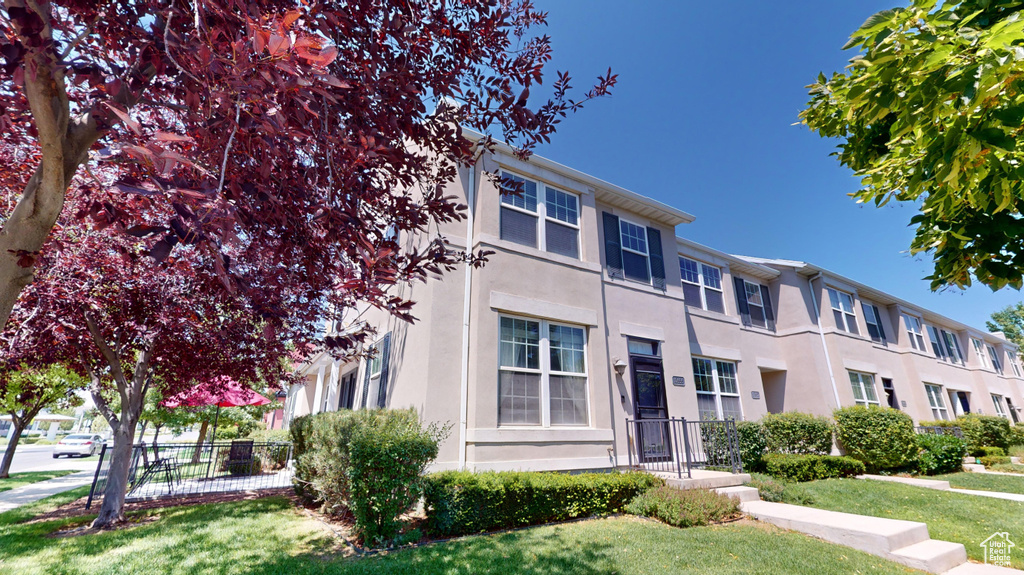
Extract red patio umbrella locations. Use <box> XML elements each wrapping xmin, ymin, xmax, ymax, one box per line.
<box><xmin>162</xmin><ymin>377</ymin><xmax>270</xmax><ymax>441</ymax></box>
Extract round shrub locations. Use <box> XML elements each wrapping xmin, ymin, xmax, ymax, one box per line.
<box><xmin>625</xmin><ymin>486</ymin><xmax>740</xmax><ymax>528</ymax></box>
<box><xmin>736</xmin><ymin>420</ymin><xmax>767</xmax><ymax>472</ymax></box>
<box><xmin>915</xmin><ymin>433</ymin><xmax>966</xmax><ymax>475</ymax></box>
<box><xmin>761</xmin><ymin>412</ymin><xmax>834</xmax><ymax>455</ymax></box>
<box><xmin>833</xmin><ymin>406</ymin><xmax>916</xmax><ymax>472</ymax></box>
<box><xmin>980</xmin><ymin>455</ymin><xmax>1012</xmax><ymax>467</ymax></box>
<box><xmin>958</xmin><ymin>414</ymin><xmax>1012</xmax><ymax>454</ymax></box>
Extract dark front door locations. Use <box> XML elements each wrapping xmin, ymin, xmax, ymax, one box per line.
<box><xmin>882</xmin><ymin>378</ymin><xmax>898</xmax><ymax>410</ymax></box>
<box><xmin>631</xmin><ymin>356</ymin><xmax>670</xmax><ymax>461</ymax></box>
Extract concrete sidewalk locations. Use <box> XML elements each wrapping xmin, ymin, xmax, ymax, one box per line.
<box><xmin>0</xmin><ymin>470</ymin><xmax>95</xmax><ymax>513</ymax></box>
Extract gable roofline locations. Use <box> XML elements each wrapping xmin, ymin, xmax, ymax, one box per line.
<box><xmin>734</xmin><ymin>255</ymin><xmax>1019</xmax><ymax>350</ymax></box>
<box><xmin>462</xmin><ymin>128</ymin><xmax>695</xmax><ymax>227</ymax></box>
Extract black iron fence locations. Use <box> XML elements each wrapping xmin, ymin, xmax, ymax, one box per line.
<box><xmin>86</xmin><ymin>441</ymin><xmax>293</xmax><ymax>509</ymax></box>
<box><xmin>916</xmin><ymin>425</ymin><xmax>964</xmax><ymax>438</ymax></box>
<box><xmin>624</xmin><ymin>417</ymin><xmax>743</xmax><ymax>478</ymax></box>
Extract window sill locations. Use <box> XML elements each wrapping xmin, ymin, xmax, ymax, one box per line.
<box><xmin>602</xmin><ymin>276</ymin><xmax>682</xmax><ymax>300</ymax></box>
<box><xmin>686</xmin><ymin>306</ymin><xmax>739</xmax><ymax>324</ymax></box>
<box><xmin>468</xmin><ymin>427</ymin><xmax>613</xmax><ymax>444</ymax></box>
<box><xmin>477</xmin><ymin>234</ymin><xmax>602</xmax><ymax>273</ymax></box>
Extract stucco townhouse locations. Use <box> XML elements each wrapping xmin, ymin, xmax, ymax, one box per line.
<box><xmin>284</xmin><ymin>137</ymin><xmax>1024</xmax><ymax>472</ymax></box>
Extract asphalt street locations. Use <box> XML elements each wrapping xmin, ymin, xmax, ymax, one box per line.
<box><xmin>2</xmin><ymin>444</ymin><xmax>101</xmax><ymax>475</ymax></box>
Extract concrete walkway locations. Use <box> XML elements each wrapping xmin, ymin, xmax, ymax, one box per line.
<box><xmin>0</xmin><ymin>470</ymin><xmax>95</xmax><ymax>513</ymax></box>
<box><xmin>860</xmin><ymin>474</ymin><xmax>1024</xmax><ymax>503</ymax></box>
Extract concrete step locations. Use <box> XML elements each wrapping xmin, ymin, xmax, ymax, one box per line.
<box><xmin>714</xmin><ymin>485</ymin><xmax>760</xmax><ymax>502</ymax></box>
<box><xmin>860</xmin><ymin>474</ymin><xmax>951</xmax><ymax>490</ymax></box>
<box><xmin>740</xmin><ymin>500</ymin><xmax>930</xmax><ymax>553</ymax></box>
<box><xmin>891</xmin><ymin>539</ymin><xmax>967</xmax><ymax>573</ymax></box>
<box><xmin>965</xmin><ymin>464</ymin><xmax>986</xmax><ymax>472</ymax></box>
<box><xmin>660</xmin><ymin>470</ymin><xmax>750</xmax><ymax>490</ymax></box>
<box><xmin>943</xmin><ymin>562</ymin><xmax>1024</xmax><ymax>574</ymax></box>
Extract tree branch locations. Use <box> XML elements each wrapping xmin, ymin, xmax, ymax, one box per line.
<box><xmin>164</xmin><ymin>10</ymin><xmax>201</xmax><ymax>85</ymax></box>
<box><xmin>82</xmin><ymin>310</ymin><xmax>130</xmax><ymax>409</ymax></box>
<box><xmin>217</xmin><ymin>102</ymin><xmax>241</xmax><ymax>198</ymax></box>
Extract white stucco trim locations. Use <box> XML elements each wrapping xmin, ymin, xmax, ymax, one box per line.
<box><xmin>618</xmin><ymin>321</ymin><xmax>665</xmax><ymax>342</ymax></box>
<box><xmin>467</xmin><ymin>428</ymin><xmax>614</xmax><ymax>444</ymax></box>
<box><xmin>470</xmin><ymin>456</ymin><xmax>615</xmax><ymax>472</ymax></box>
<box><xmin>756</xmin><ymin>357</ymin><xmax>787</xmax><ymax>372</ymax></box>
<box><xmin>686</xmin><ymin>306</ymin><xmax>740</xmax><ymax>324</ymax></box>
<box><xmin>489</xmin><ymin>291</ymin><xmax>599</xmax><ymax>326</ymax></box>
<box><xmin>689</xmin><ymin>342</ymin><xmax>742</xmax><ymax>362</ymax></box>
<box><xmin>842</xmin><ymin>358</ymin><xmax>879</xmax><ymax>375</ymax></box>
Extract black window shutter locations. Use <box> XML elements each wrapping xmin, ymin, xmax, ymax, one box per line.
<box><xmin>734</xmin><ymin>277</ymin><xmax>751</xmax><ymax>326</ymax></box>
<box><xmin>862</xmin><ymin>303</ymin><xmax>881</xmax><ymax>342</ymax></box>
<box><xmin>646</xmin><ymin>226</ymin><xmax>665</xmax><ymax>290</ymax></box>
<box><xmin>873</xmin><ymin>305</ymin><xmax>886</xmax><ymax>342</ymax></box>
<box><xmin>759</xmin><ymin>284</ymin><xmax>775</xmax><ymax>331</ymax></box>
<box><xmin>377</xmin><ymin>333</ymin><xmax>391</xmax><ymax>408</ymax></box>
<box><xmin>603</xmin><ymin>212</ymin><xmax>623</xmax><ymax>278</ymax></box>
<box><xmin>361</xmin><ymin>352</ymin><xmax>372</xmax><ymax>408</ymax></box>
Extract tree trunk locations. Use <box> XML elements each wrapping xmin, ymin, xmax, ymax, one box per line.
<box><xmin>152</xmin><ymin>424</ymin><xmax>163</xmax><ymax>460</ymax></box>
<box><xmin>191</xmin><ymin>420</ymin><xmax>209</xmax><ymax>464</ymax></box>
<box><xmin>91</xmin><ymin>425</ymin><xmax>136</xmax><ymax>528</ymax></box>
<box><xmin>0</xmin><ymin>420</ymin><xmax>26</xmax><ymax>479</ymax></box>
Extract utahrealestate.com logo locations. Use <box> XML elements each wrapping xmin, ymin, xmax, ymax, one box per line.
<box><xmin>981</xmin><ymin>532</ymin><xmax>1015</xmax><ymax>567</ymax></box>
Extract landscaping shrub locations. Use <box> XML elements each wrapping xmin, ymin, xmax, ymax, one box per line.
<box><xmin>422</xmin><ymin>470</ymin><xmax>662</xmax><ymax>537</ymax></box>
<box><xmin>291</xmin><ymin>409</ymin><xmax>447</xmax><ymax>546</ymax></box>
<box><xmin>214</xmin><ymin>426</ymin><xmax>241</xmax><ymax>440</ymax></box>
<box><xmin>736</xmin><ymin>420</ymin><xmax>767</xmax><ymax>472</ymax></box>
<box><xmin>761</xmin><ymin>412</ymin><xmax>833</xmax><ymax>455</ymax></box>
<box><xmin>625</xmin><ymin>486</ymin><xmax>740</xmax><ymax>528</ymax></box>
<box><xmin>980</xmin><ymin>455</ymin><xmax>1012</xmax><ymax>467</ymax></box>
<box><xmin>980</xmin><ymin>446</ymin><xmax>1006</xmax><ymax>457</ymax></box>
<box><xmin>989</xmin><ymin>463</ymin><xmax>1024</xmax><ymax>474</ymax></box>
<box><xmin>1011</xmin><ymin>424</ymin><xmax>1024</xmax><ymax>447</ymax></box>
<box><xmin>833</xmin><ymin>406</ymin><xmax>916</xmax><ymax>472</ymax></box>
<box><xmin>763</xmin><ymin>453</ymin><xmax>865</xmax><ymax>482</ymax></box>
<box><xmin>216</xmin><ymin>452</ymin><xmax>263</xmax><ymax>476</ymax></box>
<box><xmin>248</xmin><ymin>428</ymin><xmax>292</xmax><ymax>443</ymax></box>
<box><xmin>915</xmin><ymin>433</ymin><xmax>966</xmax><ymax>475</ymax></box>
<box><xmin>958</xmin><ymin>414</ymin><xmax>1012</xmax><ymax>455</ymax></box>
<box><xmin>744</xmin><ymin>472</ymin><xmax>785</xmax><ymax>502</ymax></box>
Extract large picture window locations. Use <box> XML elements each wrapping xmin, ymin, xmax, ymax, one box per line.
<box><xmin>692</xmin><ymin>358</ymin><xmax>742</xmax><ymax>420</ymax></box>
<box><xmin>848</xmin><ymin>371</ymin><xmax>879</xmax><ymax>407</ymax></box>
<box><xmin>499</xmin><ymin>171</ymin><xmax>580</xmax><ymax>259</ymax></box>
<box><xmin>679</xmin><ymin>257</ymin><xmax>725</xmax><ymax>313</ymax></box>
<box><xmin>498</xmin><ymin>316</ymin><xmax>588</xmax><ymax>427</ymax></box>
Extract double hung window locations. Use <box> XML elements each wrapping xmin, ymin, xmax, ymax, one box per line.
<box><xmin>827</xmin><ymin>288</ymin><xmax>858</xmax><ymax>334</ymax></box>
<box><xmin>924</xmin><ymin>384</ymin><xmax>949</xmax><ymax>420</ymax></box>
<box><xmin>862</xmin><ymin>304</ymin><xmax>886</xmax><ymax>343</ymax></box>
<box><xmin>987</xmin><ymin>345</ymin><xmax>1003</xmax><ymax>374</ymax></box>
<box><xmin>848</xmin><ymin>371</ymin><xmax>880</xmax><ymax>407</ymax></box>
<box><xmin>972</xmin><ymin>338</ymin><xmax>989</xmax><ymax>368</ymax></box>
<box><xmin>499</xmin><ymin>172</ymin><xmax>580</xmax><ymax>259</ymax></box>
<box><xmin>992</xmin><ymin>394</ymin><xmax>1008</xmax><ymax>419</ymax></box>
<box><xmin>692</xmin><ymin>358</ymin><xmax>742</xmax><ymax>421</ymax></box>
<box><xmin>902</xmin><ymin>314</ymin><xmax>927</xmax><ymax>351</ymax></box>
<box><xmin>734</xmin><ymin>278</ymin><xmax>775</xmax><ymax>330</ymax></box>
<box><xmin>619</xmin><ymin>220</ymin><xmax>650</xmax><ymax>283</ymax></box>
<box><xmin>498</xmin><ymin>316</ymin><xmax>588</xmax><ymax>426</ymax></box>
<box><xmin>679</xmin><ymin>257</ymin><xmax>725</xmax><ymax>313</ymax></box>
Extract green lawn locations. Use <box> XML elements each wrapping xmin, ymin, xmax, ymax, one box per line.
<box><xmin>933</xmin><ymin>471</ymin><xmax>1024</xmax><ymax>495</ymax></box>
<box><xmin>789</xmin><ymin>478</ymin><xmax>1024</xmax><ymax>569</ymax></box>
<box><xmin>0</xmin><ymin>471</ymin><xmax>77</xmax><ymax>493</ymax></box>
<box><xmin>0</xmin><ymin>492</ymin><xmax>923</xmax><ymax>575</ymax></box>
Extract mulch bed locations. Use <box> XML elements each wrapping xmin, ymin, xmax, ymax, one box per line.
<box><xmin>28</xmin><ymin>488</ymin><xmax>296</xmax><ymax>527</ymax></box>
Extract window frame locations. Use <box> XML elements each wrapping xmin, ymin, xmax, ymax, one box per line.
<box><xmin>618</xmin><ymin>217</ymin><xmax>651</xmax><ymax>283</ymax></box>
<box><xmin>827</xmin><ymin>288</ymin><xmax>858</xmax><ymax>334</ymax></box>
<box><xmin>986</xmin><ymin>344</ymin><xmax>1004</xmax><ymax>374</ymax></box>
<box><xmin>497</xmin><ymin>314</ymin><xmax>589</xmax><ymax>428</ymax></box>
<box><xmin>926</xmin><ymin>325</ymin><xmax>947</xmax><ymax>360</ymax></box>
<box><xmin>691</xmin><ymin>357</ymin><xmax>743</xmax><ymax>421</ymax></box>
<box><xmin>992</xmin><ymin>394</ymin><xmax>1009</xmax><ymax>418</ymax></box>
<box><xmin>1012</xmin><ymin>357</ymin><xmax>1023</xmax><ymax>378</ymax></box>
<box><xmin>498</xmin><ymin>170</ymin><xmax>581</xmax><ymax>259</ymax></box>
<box><xmin>942</xmin><ymin>330</ymin><xmax>965</xmax><ymax>365</ymax></box>
<box><xmin>848</xmin><ymin>371</ymin><xmax>880</xmax><ymax>407</ymax></box>
<box><xmin>863</xmin><ymin>304</ymin><xmax>885</xmax><ymax>343</ymax></box>
<box><xmin>679</xmin><ymin>256</ymin><xmax>725</xmax><ymax>313</ymax></box>
<box><xmin>924</xmin><ymin>383</ymin><xmax>949</xmax><ymax>421</ymax></box>
<box><xmin>972</xmin><ymin>338</ymin><xmax>989</xmax><ymax>369</ymax></box>
<box><xmin>902</xmin><ymin>313</ymin><xmax>927</xmax><ymax>352</ymax></box>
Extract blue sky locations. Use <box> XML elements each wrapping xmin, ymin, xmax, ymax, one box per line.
<box><xmin>524</xmin><ymin>0</ymin><xmax>1023</xmax><ymax>332</ymax></box>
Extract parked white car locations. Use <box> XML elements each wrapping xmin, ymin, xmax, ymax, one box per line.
<box><xmin>52</xmin><ymin>434</ymin><xmax>104</xmax><ymax>458</ymax></box>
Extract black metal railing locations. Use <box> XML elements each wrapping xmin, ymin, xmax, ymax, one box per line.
<box><xmin>624</xmin><ymin>418</ymin><xmax>742</xmax><ymax>478</ymax></box>
<box><xmin>86</xmin><ymin>441</ymin><xmax>293</xmax><ymax>508</ymax></box>
<box><xmin>916</xmin><ymin>425</ymin><xmax>964</xmax><ymax>438</ymax></box>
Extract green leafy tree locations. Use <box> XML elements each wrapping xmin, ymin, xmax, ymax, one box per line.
<box><xmin>987</xmin><ymin>302</ymin><xmax>1024</xmax><ymax>350</ymax></box>
<box><xmin>0</xmin><ymin>365</ymin><xmax>85</xmax><ymax>478</ymax></box>
<box><xmin>802</xmin><ymin>1</ymin><xmax>1024</xmax><ymax>289</ymax></box>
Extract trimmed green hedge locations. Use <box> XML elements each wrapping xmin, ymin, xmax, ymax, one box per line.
<box><xmin>761</xmin><ymin>412</ymin><xmax>834</xmax><ymax>455</ymax></box>
<box><xmin>422</xmin><ymin>471</ymin><xmax>663</xmax><ymax>537</ymax></box>
<box><xmin>980</xmin><ymin>446</ymin><xmax>1006</xmax><ymax>457</ymax></box>
<box><xmin>625</xmin><ymin>486</ymin><xmax>739</xmax><ymax>528</ymax></box>
<box><xmin>736</xmin><ymin>420</ymin><xmax>768</xmax><ymax>472</ymax></box>
<box><xmin>291</xmin><ymin>409</ymin><xmax>447</xmax><ymax>545</ymax></box>
<box><xmin>916</xmin><ymin>433</ymin><xmax>966</xmax><ymax>475</ymax></box>
<box><xmin>980</xmin><ymin>455</ymin><xmax>1012</xmax><ymax>467</ymax></box>
<box><xmin>958</xmin><ymin>414</ymin><xmax>1013</xmax><ymax>454</ymax></box>
<box><xmin>834</xmin><ymin>406</ymin><xmax>916</xmax><ymax>472</ymax></box>
<box><xmin>763</xmin><ymin>453</ymin><xmax>865</xmax><ymax>482</ymax></box>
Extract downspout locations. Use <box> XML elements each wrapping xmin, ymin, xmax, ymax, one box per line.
<box><xmin>458</xmin><ymin>159</ymin><xmax>477</xmax><ymax>471</ymax></box>
<box><xmin>808</xmin><ymin>272</ymin><xmax>843</xmax><ymax>409</ymax></box>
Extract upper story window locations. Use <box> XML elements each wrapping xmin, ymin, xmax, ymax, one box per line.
<box><xmin>926</xmin><ymin>325</ymin><xmax>946</xmax><ymax>360</ymax></box>
<box><xmin>498</xmin><ymin>316</ymin><xmax>588</xmax><ymax>427</ymax></box>
<box><xmin>679</xmin><ymin>257</ymin><xmax>725</xmax><ymax>313</ymax></box>
<box><xmin>1012</xmin><ymin>357</ymin><xmax>1023</xmax><ymax>378</ymax></box>
<box><xmin>972</xmin><ymin>338</ymin><xmax>989</xmax><ymax>368</ymax></box>
<box><xmin>602</xmin><ymin>212</ymin><xmax>666</xmax><ymax>289</ymax></box>
<box><xmin>692</xmin><ymin>357</ymin><xmax>742</xmax><ymax>421</ymax></box>
<box><xmin>848</xmin><ymin>371</ymin><xmax>879</xmax><ymax>407</ymax></box>
<box><xmin>499</xmin><ymin>172</ymin><xmax>580</xmax><ymax>259</ymax></box>
<box><xmin>862</xmin><ymin>303</ymin><xmax>887</xmax><ymax>343</ymax></box>
<box><xmin>826</xmin><ymin>288</ymin><xmax>858</xmax><ymax>334</ymax></box>
<box><xmin>924</xmin><ymin>383</ymin><xmax>949</xmax><ymax>421</ymax></box>
<box><xmin>733</xmin><ymin>278</ymin><xmax>775</xmax><ymax>330</ymax></box>
<box><xmin>902</xmin><ymin>313</ymin><xmax>927</xmax><ymax>351</ymax></box>
<box><xmin>987</xmin><ymin>344</ymin><xmax>1003</xmax><ymax>374</ymax></box>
